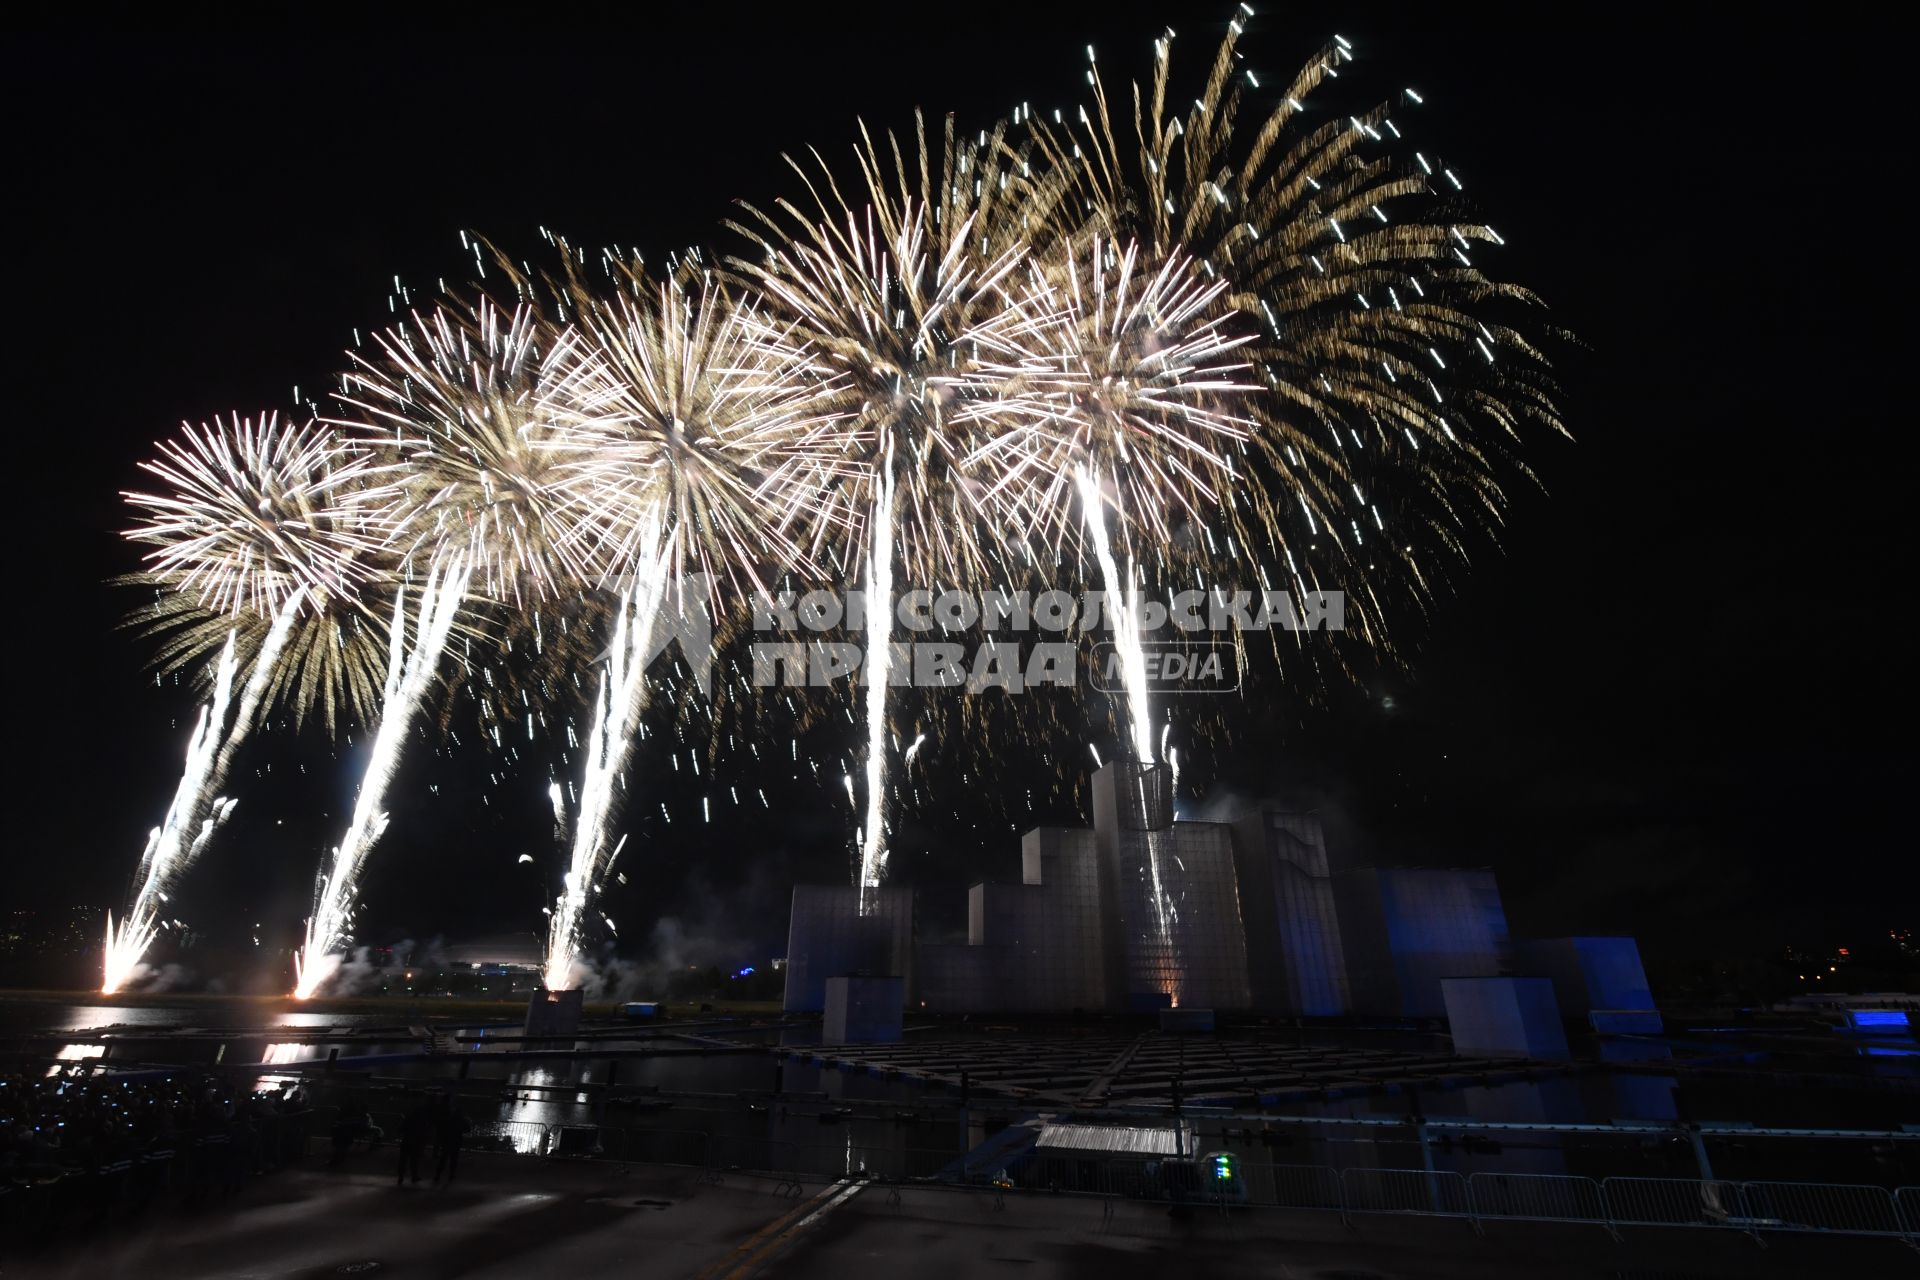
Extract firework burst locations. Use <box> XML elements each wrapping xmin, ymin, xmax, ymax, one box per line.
<box><xmin>1024</xmin><ymin>25</ymin><xmax>1565</xmax><ymax>683</ymax></box>
<box><xmin>107</xmin><ymin>413</ymin><xmax>388</xmax><ymax>992</ymax></box>
<box><xmin>125</xmin><ymin>412</ymin><xmax>390</xmax><ymax>617</ymax></box>
<box><xmin>126</xmin><ymin>574</ymin><xmax>392</xmax><ymax>736</ymax></box>
<box><xmin>728</xmin><ymin>113</ymin><xmax>1070</xmax><ymax>906</ymax></box>
<box><xmin>333</xmin><ymin>292</ymin><xmax>591</xmax><ymax>600</ymax></box>
<box><xmin>294</xmin><ymin>290</ymin><xmax>589</xmax><ymax>995</ymax></box>
<box><xmin>109</xmin><ymin>11</ymin><xmax>1569</xmax><ymax>999</ymax></box>
<box><xmin>961</xmin><ymin>235</ymin><xmax>1262</xmax><ymax>761</ymax></box>
<box><xmin>530</xmin><ymin>248</ymin><xmax>838</xmax><ymax>986</ymax></box>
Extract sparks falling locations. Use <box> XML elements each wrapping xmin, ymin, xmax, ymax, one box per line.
<box><xmin>1075</xmin><ymin>464</ymin><xmax>1156</xmax><ymax>764</ymax></box>
<box><xmin>103</xmin><ymin>633</ymin><xmax>239</xmax><ymax>995</ymax></box>
<box><xmin>532</xmin><ymin>253</ymin><xmax>835</xmax><ymax>980</ymax></box>
<box><xmin>294</xmin><ymin>559</ymin><xmax>468</xmax><ymax>999</ymax></box>
<box><xmin>541</xmin><ymin>510</ymin><xmax>666</xmax><ymax>991</ymax></box>
<box><xmin>109</xmin><ymin>10</ymin><xmax>1565</xmax><ymax>991</ymax></box>
<box><xmin>109</xmin><ymin>411</ymin><xmax>386</xmax><ymax>992</ymax></box>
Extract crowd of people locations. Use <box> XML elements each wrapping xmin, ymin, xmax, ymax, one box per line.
<box><xmin>0</xmin><ymin>1060</ymin><xmax>313</xmax><ymax>1236</ymax></box>
<box><xmin>2</xmin><ymin>1056</ymin><xmax>493</xmax><ymax>1243</ymax></box>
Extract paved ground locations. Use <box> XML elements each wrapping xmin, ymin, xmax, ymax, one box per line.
<box><xmin>776</xmin><ymin>1187</ymin><xmax>1920</xmax><ymax>1278</ymax></box>
<box><xmin>5</xmin><ymin>1152</ymin><xmax>1914</xmax><ymax>1278</ymax></box>
<box><xmin>3</xmin><ymin>1152</ymin><xmax>790</xmax><ymax>1279</ymax></box>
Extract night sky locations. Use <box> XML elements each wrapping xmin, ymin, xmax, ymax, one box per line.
<box><xmin>6</xmin><ymin>6</ymin><xmax>1911</xmax><ymax>982</ymax></box>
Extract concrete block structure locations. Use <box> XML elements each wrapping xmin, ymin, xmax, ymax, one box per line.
<box><xmin>1016</xmin><ymin>827</ymin><xmax>1106</xmax><ymax>1010</ymax></box>
<box><xmin>780</xmin><ymin>770</ymin><xmax>1647</xmax><ymax>1024</ymax></box>
<box><xmin>1091</xmin><ymin>762</ymin><xmax>1252</xmax><ymax>1011</ymax></box>
<box><xmin>1231</xmin><ymin>809</ymin><xmax>1350</xmax><ymax>1015</ymax></box>
<box><xmin>1442</xmin><ymin>976</ymin><xmax>1571</xmax><ymax>1058</ymax></box>
<box><xmin>915</xmin><ymin>941</ymin><xmax>1007</xmax><ymax>1011</ymax></box>
<box><xmin>823</xmin><ymin>975</ymin><xmax>905</xmax><ymax>1043</ymax></box>
<box><xmin>916</xmin><ymin>827</ymin><xmax>1106</xmax><ymax>1013</ymax></box>
<box><xmin>525</xmin><ymin>987</ymin><xmax>583</xmax><ymax>1039</ymax></box>
<box><xmin>1335</xmin><ymin>867</ymin><xmax>1510</xmax><ymax>1018</ymax></box>
<box><xmin>1516</xmin><ymin>936</ymin><xmax>1660</xmax><ymax>1030</ymax></box>
<box><xmin>781</xmin><ymin>885</ymin><xmax>912</xmax><ymax>1013</ymax></box>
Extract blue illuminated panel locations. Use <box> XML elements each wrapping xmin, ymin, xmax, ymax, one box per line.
<box><xmin>1845</xmin><ymin>1009</ymin><xmax>1911</xmax><ymax>1032</ymax></box>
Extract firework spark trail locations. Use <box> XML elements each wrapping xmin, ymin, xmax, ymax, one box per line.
<box><xmin>294</xmin><ymin>557</ymin><xmax>468</xmax><ymax>999</ymax></box>
<box><xmin>103</xmin><ymin>633</ymin><xmax>237</xmax><ymax>993</ymax></box>
<box><xmin>1075</xmin><ymin>463</ymin><xmax>1156</xmax><ymax>765</ymax></box>
<box><xmin>1077</xmin><ymin>461</ymin><xmax>1180</xmax><ymax>968</ymax></box>
<box><xmin>104</xmin><ymin>588</ymin><xmax>309</xmax><ymax>993</ymax></box>
<box><xmin>542</xmin><ymin>506</ymin><xmax>667</xmax><ymax>990</ymax></box>
<box><xmin>728</xmin><ymin>114</ymin><xmax>1061</xmax><ymax>906</ymax></box>
<box><xmin>210</xmin><ymin>587</ymin><xmax>307</xmax><ymax>785</ymax></box>
<box><xmin>111</xmin><ymin>411</ymin><xmax>389</xmax><ymax>994</ymax></box>
<box><xmin>1023</xmin><ymin>24</ymin><xmax>1567</xmax><ymax>685</ymax></box>
<box><xmin>857</xmin><ymin>461</ymin><xmax>896</xmax><ymax>914</ymax></box>
<box><xmin>124</xmin><ymin>569</ymin><xmax>395</xmax><ymax>740</ymax></box>
<box><xmin>530</xmin><ymin>253</ymin><xmax>837</xmax><ymax>976</ymax></box>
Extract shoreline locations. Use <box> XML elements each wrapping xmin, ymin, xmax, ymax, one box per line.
<box><xmin>0</xmin><ymin>987</ymin><xmax>786</xmax><ymax>1020</ymax></box>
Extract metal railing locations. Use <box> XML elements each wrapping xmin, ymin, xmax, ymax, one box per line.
<box><xmin>1249</xmin><ymin>1161</ymin><xmax>1344</xmax><ymax>1212</ymax></box>
<box><xmin>470</xmin><ymin>1119</ymin><xmax>551</xmax><ymax>1156</ymax></box>
<box><xmin>318</xmin><ymin>1118</ymin><xmax>1920</xmax><ymax>1246</ymax></box>
<box><xmin>1469</xmin><ymin>1172</ymin><xmax>1610</xmax><ymax>1226</ymax></box>
<box><xmin>1600</xmin><ymin>1175</ymin><xmax>1746</xmax><ymax>1229</ymax></box>
<box><xmin>1341</xmin><ymin>1167</ymin><xmax>1471</xmax><ymax>1217</ymax></box>
<box><xmin>1739</xmin><ymin>1180</ymin><xmax>1908</xmax><ymax>1239</ymax></box>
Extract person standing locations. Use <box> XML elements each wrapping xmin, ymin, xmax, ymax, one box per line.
<box><xmin>431</xmin><ymin>1096</ymin><xmax>471</xmax><ymax>1186</ymax></box>
<box><xmin>396</xmin><ymin>1098</ymin><xmax>433</xmax><ymax>1186</ymax></box>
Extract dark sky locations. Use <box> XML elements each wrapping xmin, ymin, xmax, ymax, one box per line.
<box><xmin>5</xmin><ymin>6</ymin><xmax>1911</xmax><ymax>980</ymax></box>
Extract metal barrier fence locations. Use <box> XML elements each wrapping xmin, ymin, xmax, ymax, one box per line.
<box><xmin>1341</xmin><ymin>1167</ymin><xmax>1471</xmax><ymax>1217</ymax></box>
<box><xmin>1251</xmin><ymin>1161</ymin><xmax>1345</xmax><ymax>1211</ymax></box>
<box><xmin>1469</xmin><ymin>1172</ymin><xmax>1610</xmax><ymax>1226</ymax></box>
<box><xmin>470</xmin><ymin>1120</ymin><xmax>551</xmax><ymax>1156</ymax></box>
<box><xmin>325</xmin><ymin>1118</ymin><xmax>1920</xmax><ymax>1245</ymax></box>
<box><xmin>1600</xmin><ymin>1176</ymin><xmax>1745</xmax><ymax>1228</ymax></box>
<box><xmin>1739</xmin><ymin>1180</ymin><xmax>1908</xmax><ymax>1239</ymax></box>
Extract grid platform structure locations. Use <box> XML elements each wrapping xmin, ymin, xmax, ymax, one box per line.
<box><xmin>777</xmin><ymin>1029</ymin><xmax>1586</xmax><ymax>1109</ymax></box>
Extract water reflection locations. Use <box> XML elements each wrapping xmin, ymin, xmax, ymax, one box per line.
<box><xmin>50</xmin><ymin>1043</ymin><xmax>106</xmax><ymax>1074</ymax></box>
<box><xmin>13</xmin><ymin>1003</ymin><xmax>466</xmax><ymax>1035</ymax></box>
<box><xmin>272</xmin><ymin>1012</ymin><xmax>354</xmax><ymax>1030</ymax></box>
<box><xmin>55</xmin><ymin>1006</ymin><xmax>190</xmax><ymax>1033</ymax></box>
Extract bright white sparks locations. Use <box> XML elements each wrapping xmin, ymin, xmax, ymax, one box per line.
<box><xmin>294</xmin><ymin>559</ymin><xmax>468</xmax><ymax>999</ymax></box>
